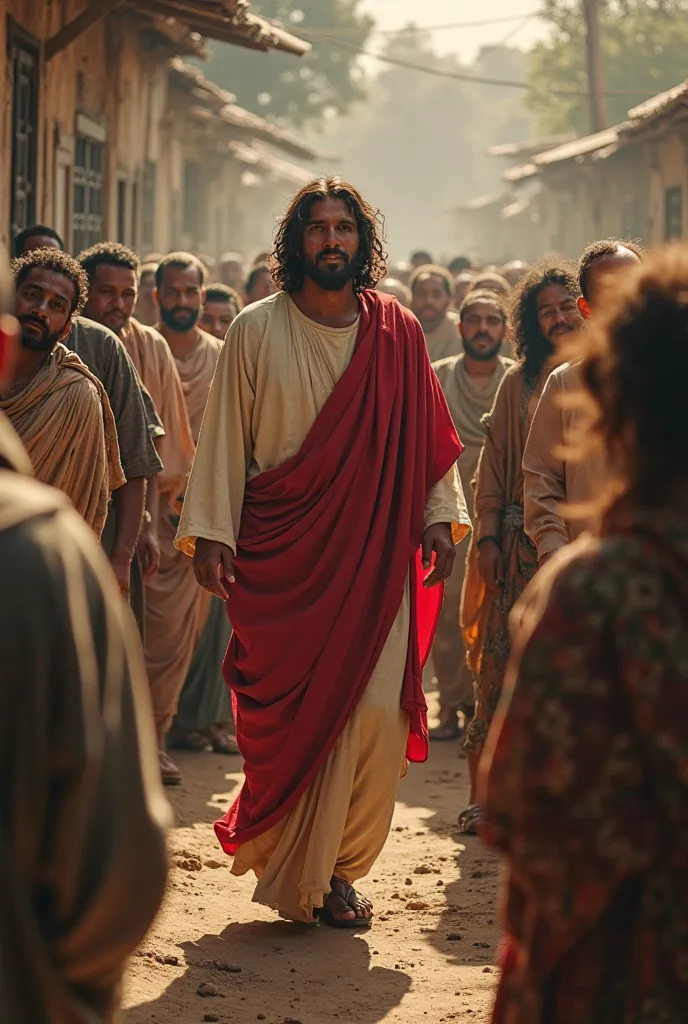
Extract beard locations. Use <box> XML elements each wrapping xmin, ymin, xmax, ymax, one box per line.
<box><xmin>18</xmin><ymin>316</ymin><xmax>62</xmax><ymax>353</ymax></box>
<box><xmin>303</xmin><ymin>249</ymin><xmax>361</xmax><ymax>292</ymax></box>
<box><xmin>462</xmin><ymin>334</ymin><xmax>503</xmax><ymax>362</ymax></box>
<box><xmin>159</xmin><ymin>304</ymin><xmax>200</xmax><ymax>332</ymax></box>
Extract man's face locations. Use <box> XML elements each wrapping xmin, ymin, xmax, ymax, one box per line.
<box><xmin>20</xmin><ymin>235</ymin><xmax>61</xmax><ymax>256</ymax></box>
<box><xmin>15</xmin><ymin>268</ymin><xmax>74</xmax><ymax>353</ymax></box>
<box><xmin>83</xmin><ymin>263</ymin><xmax>137</xmax><ymax>336</ymax></box>
<box><xmin>302</xmin><ymin>196</ymin><xmax>361</xmax><ymax>291</ymax></box>
<box><xmin>535</xmin><ymin>283</ymin><xmax>581</xmax><ymax>345</ymax></box>
<box><xmin>582</xmin><ymin>248</ymin><xmax>641</xmax><ymax>314</ymax></box>
<box><xmin>412</xmin><ymin>273</ymin><xmax>451</xmax><ymax>329</ymax></box>
<box><xmin>460</xmin><ymin>300</ymin><xmax>506</xmax><ymax>361</ymax></box>
<box><xmin>247</xmin><ymin>270</ymin><xmax>277</xmax><ymax>304</ymax></box>
<box><xmin>156</xmin><ymin>266</ymin><xmax>204</xmax><ymax>332</ymax></box>
<box><xmin>200</xmin><ymin>299</ymin><xmax>238</xmax><ymax>341</ymax></box>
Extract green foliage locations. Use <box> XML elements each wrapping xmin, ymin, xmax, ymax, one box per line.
<box><xmin>198</xmin><ymin>0</ymin><xmax>374</xmax><ymax>128</ymax></box>
<box><xmin>526</xmin><ymin>0</ymin><xmax>688</xmax><ymax>134</ymax></box>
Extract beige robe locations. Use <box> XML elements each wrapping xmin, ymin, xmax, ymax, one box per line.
<box><xmin>523</xmin><ymin>361</ymin><xmax>605</xmax><ymax>560</ymax></box>
<box><xmin>120</xmin><ymin>318</ymin><xmax>195</xmax><ymax>500</ymax></box>
<box><xmin>423</xmin><ymin>310</ymin><xmax>462</xmax><ymax>363</ymax></box>
<box><xmin>176</xmin><ymin>291</ymin><xmax>470</xmax><ymax>922</ymax></box>
<box><xmin>0</xmin><ymin>416</ymin><xmax>169</xmax><ymax>1023</ymax></box>
<box><xmin>0</xmin><ymin>343</ymin><xmax>124</xmax><ymax>537</ymax></box>
<box><xmin>144</xmin><ymin>328</ymin><xmax>222</xmax><ymax>739</ymax></box>
<box><xmin>430</xmin><ymin>353</ymin><xmax>513</xmax><ymax>709</ymax></box>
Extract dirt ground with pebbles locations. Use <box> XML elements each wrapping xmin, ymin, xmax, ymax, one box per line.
<box><xmin>124</xmin><ymin>706</ymin><xmax>501</xmax><ymax>1024</ymax></box>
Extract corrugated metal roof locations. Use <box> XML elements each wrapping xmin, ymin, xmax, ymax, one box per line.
<box><xmin>627</xmin><ymin>80</ymin><xmax>688</xmax><ymax>121</ymax></box>
<box><xmin>533</xmin><ymin>124</ymin><xmax>631</xmax><ymax>167</ymax></box>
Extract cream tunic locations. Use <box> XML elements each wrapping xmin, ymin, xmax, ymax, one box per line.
<box><xmin>176</xmin><ymin>292</ymin><xmax>470</xmax><ymax>922</ymax></box>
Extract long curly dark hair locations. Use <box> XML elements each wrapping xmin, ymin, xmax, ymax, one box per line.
<box><xmin>509</xmin><ymin>261</ymin><xmax>579</xmax><ymax>384</ymax></box>
<box><xmin>270</xmin><ymin>176</ymin><xmax>387</xmax><ymax>293</ymax></box>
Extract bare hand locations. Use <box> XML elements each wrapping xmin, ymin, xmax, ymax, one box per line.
<box><xmin>138</xmin><ymin>523</ymin><xmax>161</xmax><ymax>580</ymax></box>
<box><xmin>477</xmin><ymin>538</ymin><xmax>504</xmax><ymax>591</ymax></box>
<box><xmin>194</xmin><ymin>538</ymin><xmax>235</xmax><ymax>599</ymax></box>
<box><xmin>421</xmin><ymin>522</ymin><xmax>455</xmax><ymax>588</ymax></box>
<box><xmin>110</xmin><ymin>550</ymin><xmax>133</xmax><ymax>595</ymax></box>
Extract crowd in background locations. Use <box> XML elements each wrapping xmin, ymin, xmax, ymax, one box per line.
<box><xmin>2</xmin><ymin>188</ymin><xmax>688</xmax><ymax>1024</ymax></box>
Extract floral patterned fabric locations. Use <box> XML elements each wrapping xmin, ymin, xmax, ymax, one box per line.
<box><xmin>479</xmin><ymin>507</ymin><xmax>688</xmax><ymax>1024</ymax></box>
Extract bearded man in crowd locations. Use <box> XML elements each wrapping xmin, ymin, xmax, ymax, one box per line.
<box><xmin>430</xmin><ymin>290</ymin><xmax>514</xmax><ymax>741</ymax></box>
<box><xmin>410</xmin><ymin>264</ymin><xmax>462</xmax><ymax>362</ymax></box>
<box><xmin>523</xmin><ymin>240</ymin><xmax>643</xmax><ymax>563</ymax></box>
<box><xmin>1</xmin><ymin>249</ymin><xmax>123</xmax><ymax>535</ymax></box>
<box><xmin>176</xmin><ymin>177</ymin><xmax>469</xmax><ymax>927</ymax></box>
<box><xmin>146</xmin><ymin>253</ymin><xmax>224</xmax><ymax>785</ymax></box>
<box><xmin>78</xmin><ymin>242</ymin><xmax>195</xmax><ymax>582</ymax></box>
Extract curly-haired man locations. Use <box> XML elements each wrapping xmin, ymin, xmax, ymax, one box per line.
<box><xmin>0</xmin><ymin>248</ymin><xmax>124</xmax><ymax>536</ymax></box>
<box><xmin>176</xmin><ymin>176</ymin><xmax>470</xmax><ymax>928</ymax></box>
<box><xmin>523</xmin><ymin>239</ymin><xmax>642</xmax><ymax>563</ymax></box>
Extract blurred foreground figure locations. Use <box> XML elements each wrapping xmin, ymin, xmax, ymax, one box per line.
<box><xmin>482</xmin><ymin>244</ymin><xmax>688</xmax><ymax>1024</ymax></box>
<box><xmin>459</xmin><ymin>263</ymin><xmax>581</xmax><ymax>835</ymax></box>
<box><xmin>177</xmin><ymin>176</ymin><xmax>468</xmax><ymax>927</ymax></box>
<box><xmin>0</xmin><ymin>271</ymin><xmax>169</xmax><ymax>1024</ymax></box>
<box><xmin>430</xmin><ymin>290</ymin><xmax>513</xmax><ymax>741</ymax></box>
<box><xmin>524</xmin><ymin>240</ymin><xmax>642</xmax><ymax>563</ymax></box>
<box><xmin>410</xmin><ymin>264</ymin><xmax>462</xmax><ymax>361</ymax></box>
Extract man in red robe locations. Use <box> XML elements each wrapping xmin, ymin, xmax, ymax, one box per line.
<box><xmin>176</xmin><ymin>177</ymin><xmax>470</xmax><ymax>927</ymax></box>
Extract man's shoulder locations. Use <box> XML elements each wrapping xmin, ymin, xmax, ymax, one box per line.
<box><xmin>231</xmin><ymin>291</ymin><xmax>286</xmax><ymax>333</ymax></box>
<box><xmin>128</xmin><ymin>318</ymin><xmax>168</xmax><ymax>350</ymax></box>
<box><xmin>71</xmin><ymin>315</ymin><xmax>121</xmax><ymax>350</ymax></box>
<box><xmin>548</xmin><ymin>360</ymin><xmax>579</xmax><ymax>388</ymax></box>
<box><xmin>198</xmin><ymin>327</ymin><xmax>224</xmax><ymax>354</ymax></box>
<box><xmin>498</xmin><ymin>354</ymin><xmax>516</xmax><ymax>372</ymax></box>
<box><xmin>432</xmin><ymin>352</ymin><xmax>462</xmax><ymax>378</ymax></box>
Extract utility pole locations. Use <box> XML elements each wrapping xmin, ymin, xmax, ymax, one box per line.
<box><xmin>583</xmin><ymin>0</ymin><xmax>607</xmax><ymax>132</ymax></box>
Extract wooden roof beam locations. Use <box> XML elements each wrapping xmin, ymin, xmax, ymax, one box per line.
<box><xmin>45</xmin><ymin>0</ymin><xmax>122</xmax><ymax>61</ymax></box>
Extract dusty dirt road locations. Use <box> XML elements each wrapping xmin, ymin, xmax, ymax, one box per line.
<box><xmin>124</xmin><ymin>723</ymin><xmax>501</xmax><ymax>1024</ymax></box>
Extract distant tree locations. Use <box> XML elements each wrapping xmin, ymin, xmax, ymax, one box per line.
<box><xmin>198</xmin><ymin>0</ymin><xmax>374</xmax><ymax>128</ymax></box>
<box><xmin>527</xmin><ymin>0</ymin><xmax>688</xmax><ymax>135</ymax></box>
<box><xmin>306</xmin><ymin>27</ymin><xmax>534</xmax><ymax>258</ymax></box>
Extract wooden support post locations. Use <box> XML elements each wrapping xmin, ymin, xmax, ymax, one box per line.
<box><xmin>45</xmin><ymin>0</ymin><xmax>121</xmax><ymax>61</ymax></box>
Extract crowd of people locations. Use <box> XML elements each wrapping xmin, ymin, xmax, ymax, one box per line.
<box><xmin>3</xmin><ymin>176</ymin><xmax>688</xmax><ymax>1023</ymax></box>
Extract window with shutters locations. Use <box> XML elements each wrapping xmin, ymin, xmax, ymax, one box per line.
<box><xmin>9</xmin><ymin>27</ymin><xmax>39</xmax><ymax>241</ymax></box>
<box><xmin>73</xmin><ymin>134</ymin><xmax>105</xmax><ymax>253</ymax></box>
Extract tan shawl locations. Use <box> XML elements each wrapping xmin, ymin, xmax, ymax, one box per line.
<box><xmin>171</xmin><ymin>328</ymin><xmax>224</xmax><ymax>442</ymax></box>
<box><xmin>121</xmin><ymin>319</ymin><xmax>195</xmax><ymax>497</ymax></box>
<box><xmin>0</xmin><ymin>343</ymin><xmax>124</xmax><ymax>537</ymax></box>
<box><xmin>432</xmin><ymin>353</ymin><xmax>513</xmax><ymax>519</ymax></box>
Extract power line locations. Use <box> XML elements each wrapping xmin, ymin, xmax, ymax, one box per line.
<box><xmin>302</xmin><ymin>33</ymin><xmax>654</xmax><ymax>98</ymax></box>
<box><xmin>296</xmin><ymin>12</ymin><xmax>544</xmax><ymax>37</ymax></box>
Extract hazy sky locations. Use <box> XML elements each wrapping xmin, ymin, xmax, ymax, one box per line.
<box><xmin>358</xmin><ymin>0</ymin><xmax>550</xmax><ymax>61</ymax></box>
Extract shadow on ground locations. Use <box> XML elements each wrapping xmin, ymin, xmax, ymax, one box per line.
<box><xmin>126</xmin><ymin>922</ymin><xmax>411</xmax><ymax>1024</ymax></box>
<box><xmin>395</xmin><ymin>732</ymin><xmax>502</xmax><ymax>978</ymax></box>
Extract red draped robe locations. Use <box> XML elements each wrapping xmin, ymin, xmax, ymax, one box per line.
<box><xmin>215</xmin><ymin>290</ymin><xmax>463</xmax><ymax>854</ymax></box>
